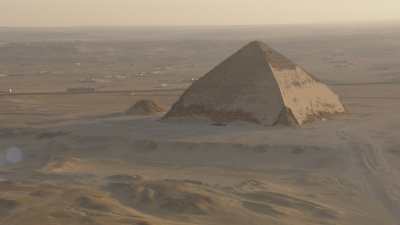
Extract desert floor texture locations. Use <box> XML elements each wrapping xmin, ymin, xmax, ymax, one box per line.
<box><xmin>1</xmin><ymin>24</ymin><xmax>400</xmax><ymax>225</ymax></box>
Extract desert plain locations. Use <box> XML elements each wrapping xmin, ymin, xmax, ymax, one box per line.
<box><xmin>1</xmin><ymin>24</ymin><xmax>400</xmax><ymax>225</ymax></box>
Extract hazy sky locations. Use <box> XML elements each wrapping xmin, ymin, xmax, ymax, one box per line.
<box><xmin>1</xmin><ymin>0</ymin><xmax>400</xmax><ymax>27</ymax></box>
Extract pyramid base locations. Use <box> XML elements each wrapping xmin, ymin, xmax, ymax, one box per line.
<box><xmin>273</xmin><ymin>107</ymin><xmax>299</xmax><ymax>127</ymax></box>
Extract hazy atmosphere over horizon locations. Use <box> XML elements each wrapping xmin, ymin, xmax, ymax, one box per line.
<box><xmin>2</xmin><ymin>0</ymin><xmax>400</xmax><ymax>27</ymax></box>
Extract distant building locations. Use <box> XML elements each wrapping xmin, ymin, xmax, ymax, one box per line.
<box><xmin>66</xmin><ymin>87</ymin><xmax>95</xmax><ymax>93</ymax></box>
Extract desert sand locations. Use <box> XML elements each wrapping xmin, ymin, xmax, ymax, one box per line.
<box><xmin>1</xmin><ymin>24</ymin><xmax>400</xmax><ymax>225</ymax></box>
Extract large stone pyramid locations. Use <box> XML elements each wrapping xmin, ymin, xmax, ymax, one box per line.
<box><xmin>163</xmin><ymin>41</ymin><xmax>345</xmax><ymax>126</ymax></box>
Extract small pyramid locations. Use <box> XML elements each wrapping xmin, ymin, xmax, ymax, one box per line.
<box><xmin>163</xmin><ymin>41</ymin><xmax>345</xmax><ymax>126</ymax></box>
<box><xmin>126</xmin><ymin>100</ymin><xmax>165</xmax><ymax>116</ymax></box>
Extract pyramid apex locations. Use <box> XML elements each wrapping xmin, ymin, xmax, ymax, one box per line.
<box><xmin>248</xmin><ymin>40</ymin><xmax>265</xmax><ymax>45</ymax></box>
<box><xmin>242</xmin><ymin>41</ymin><xmax>295</xmax><ymax>70</ymax></box>
<box><xmin>245</xmin><ymin>40</ymin><xmax>270</xmax><ymax>49</ymax></box>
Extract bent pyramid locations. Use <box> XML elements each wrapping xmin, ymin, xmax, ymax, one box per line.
<box><xmin>163</xmin><ymin>41</ymin><xmax>345</xmax><ymax>126</ymax></box>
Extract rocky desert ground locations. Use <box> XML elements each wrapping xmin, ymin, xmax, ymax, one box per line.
<box><xmin>1</xmin><ymin>24</ymin><xmax>400</xmax><ymax>225</ymax></box>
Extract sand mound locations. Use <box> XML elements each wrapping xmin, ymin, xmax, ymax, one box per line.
<box><xmin>43</xmin><ymin>157</ymin><xmax>85</xmax><ymax>173</ymax></box>
<box><xmin>0</xmin><ymin>177</ymin><xmax>342</xmax><ymax>225</ymax></box>
<box><xmin>76</xmin><ymin>196</ymin><xmax>111</xmax><ymax>212</ymax></box>
<box><xmin>241</xmin><ymin>200</ymin><xmax>284</xmax><ymax>217</ymax></box>
<box><xmin>237</xmin><ymin>190</ymin><xmax>338</xmax><ymax>220</ymax></box>
<box><xmin>103</xmin><ymin>176</ymin><xmax>340</xmax><ymax>224</ymax></box>
<box><xmin>106</xmin><ymin>174</ymin><xmax>143</xmax><ymax>183</ymax></box>
<box><xmin>235</xmin><ymin>179</ymin><xmax>270</xmax><ymax>192</ymax></box>
<box><xmin>126</xmin><ymin>100</ymin><xmax>165</xmax><ymax>116</ymax></box>
<box><xmin>105</xmin><ymin>178</ymin><xmax>216</xmax><ymax>216</ymax></box>
<box><xmin>0</xmin><ymin>181</ymin><xmax>176</xmax><ymax>225</ymax></box>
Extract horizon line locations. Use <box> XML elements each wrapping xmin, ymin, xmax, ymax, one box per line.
<box><xmin>1</xmin><ymin>19</ymin><xmax>400</xmax><ymax>29</ymax></box>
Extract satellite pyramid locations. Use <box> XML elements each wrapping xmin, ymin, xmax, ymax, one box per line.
<box><xmin>163</xmin><ymin>41</ymin><xmax>345</xmax><ymax>126</ymax></box>
<box><xmin>126</xmin><ymin>100</ymin><xmax>165</xmax><ymax>115</ymax></box>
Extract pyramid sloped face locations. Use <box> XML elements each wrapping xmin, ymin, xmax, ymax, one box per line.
<box><xmin>164</xmin><ymin>41</ymin><xmax>286</xmax><ymax>125</ymax></box>
<box><xmin>271</xmin><ymin>66</ymin><xmax>345</xmax><ymax>125</ymax></box>
<box><xmin>164</xmin><ymin>41</ymin><xmax>345</xmax><ymax>126</ymax></box>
